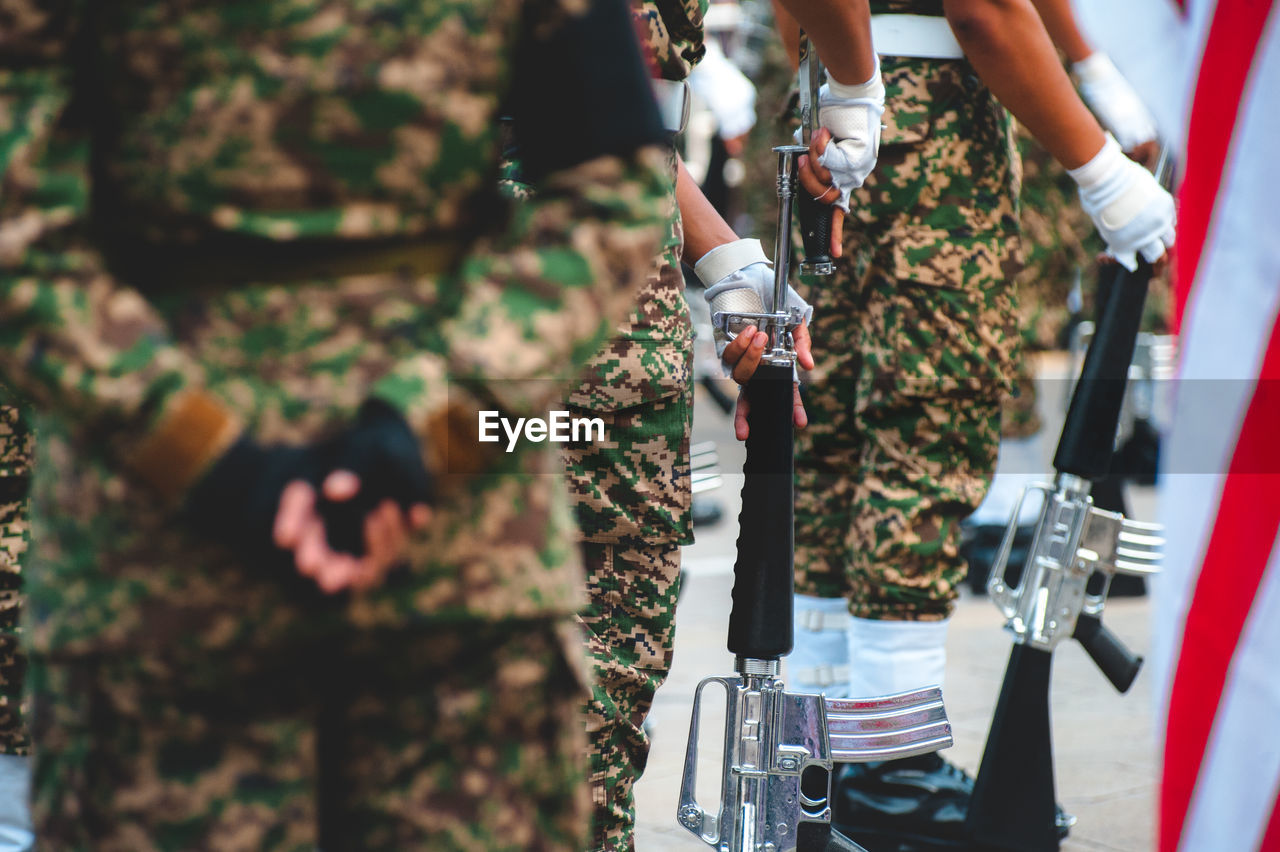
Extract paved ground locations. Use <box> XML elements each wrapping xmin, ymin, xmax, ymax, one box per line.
<box><xmin>633</xmin><ymin>353</ymin><xmax>1160</xmax><ymax>851</ymax></box>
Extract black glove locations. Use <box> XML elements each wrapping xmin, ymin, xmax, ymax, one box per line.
<box><xmin>185</xmin><ymin>400</ymin><xmax>434</xmax><ymax>572</ymax></box>
<box><xmin>315</xmin><ymin>399</ymin><xmax>435</xmax><ymax>555</ymax></box>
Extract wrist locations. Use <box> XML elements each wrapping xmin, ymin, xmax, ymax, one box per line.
<box><xmin>694</xmin><ymin>238</ymin><xmax>770</xmax><ymax>286</ymax></box>
<box><xmin>826</xmin><ymin>55</ymin><xmax>883</xmax><ymax>101</ymax></box>
<box><xmin>128</xmin><ymin>389</ymin><xmax>244</xmax><ymax>500</ymax></box>
<box><xmin>1067</xmin><ymin>133</ymin><xmax>1123</xmax><ymax>190</ymax></box>
<box><xmin>1071</xmin><ymin>51</ymin><xmax>1117</xmax><ymax>86</ymax></box>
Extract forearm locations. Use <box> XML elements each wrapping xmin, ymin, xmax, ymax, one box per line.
<box><xmin>944</xmin><ymin>0</ymin><xmax>1104</xmax><ymax>168</ymax></box>
<box><xmin>676</xmin><ymin>156</ymin><xmax>738</xmax><ymax>266</ymax></box>
<box><xmin>773</xmin><ymin>0</ymin><xmax>874</xmax><ymax>85</ymax></box>
<box><xmin>770</xmin><ymin>0</ymin><xmax>802</xmax><ymax>71</ymax></box>
<box><xmin>1</xmin><ymin>60</ymin><xmax>231</xmax><ymax>499</ymax></box>
<box><xmin>1027</xmin><ymin>0</ymin><xmax>1093</xmax><ymax>63</ymax></box>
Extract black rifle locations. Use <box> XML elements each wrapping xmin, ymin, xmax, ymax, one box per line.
<box><xmin>964</xmin><ymin>153</ymin><xmax>1173</xmax><ymax>851</ymax></box>
<box><xmin>680</xmin><ymin>34</ymin><xmax>954</xmax><ymax>852</ymax></box>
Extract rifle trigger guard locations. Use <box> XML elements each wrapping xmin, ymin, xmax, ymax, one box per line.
<box><xmin>712</xmin><ymin>307</ymin><xmax>805</xmax><ymax>345</ymax></box>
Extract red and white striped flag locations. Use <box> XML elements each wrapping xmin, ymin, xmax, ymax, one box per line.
<box><xmin>1073</xmin><ymin>2</ymin><xmax>1280</xmax><ymax>850</ymax></box>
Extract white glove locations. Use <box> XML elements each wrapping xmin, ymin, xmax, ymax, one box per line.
<box><xmin>815</xmin><ymin>58</ymin><xmax>885</xmax><ymax>212</ymax></box>
<box><xmin>1072</xmin><ymin>52</ymin><xmax>1159</xmax><ymax>153</ymax></box>
<box><xmin>695</xmin><ymin>239</ymin><xmax>813</xmax><ymax>359</ymax></box>
<box><xmin>1068</xmin><ymin>134</ymin><xmax>1175</xmax><ymax>271</ymax></box>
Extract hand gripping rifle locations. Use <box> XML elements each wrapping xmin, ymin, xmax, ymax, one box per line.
<box><xmin>964</xmin><ymin>155</ymin><xmax>1172</xmax><ymax>851</ymax></box>
<box><xmin>680</xmin><ymin>35</ymin><xmax>954</xmax><ymax>852</ymax></box>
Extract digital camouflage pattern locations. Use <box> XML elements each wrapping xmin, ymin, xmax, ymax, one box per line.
<box><xmin>793</xmin><ymin>57</ymin><xmax>1022</xmax><ymax>621</ymax></box>
<box><xmin>0</xmin><ymin>400</ymin><xmax>30</xmax><ymax>756</ymax></box>
<box><xmin>1001</xmin><ymin>127</ymin><xmax>1173</xmax><ymax>439</ymax></box>
<box><xmin>559</xmin><ymin>0</ymin><xmax>703</xmax><ymax>844</ymax></box>
<box><xmin>30</xmin><ymin>621</ymin><xmax>587</xmax><ymax>852</ymax></box>
<box><xmin>575</xmin><ymin>541</ymin><xmax>681</xmax><ymax>851</ymax></box>
<box><xmin>1</xmin><ymin>0</ymin><xmax>670</xmax><ymax>845</ymax></box>
<box><xmin>0</xmin><ymin>0</ymin><xmax>671</xmax><ymax>658</ymax></box>
<box><xmin>633</xmin><ymin>0</ymin><xmax>706</xmax><ymax>81</ymax></box>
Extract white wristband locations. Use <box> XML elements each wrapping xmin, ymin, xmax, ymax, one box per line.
<box><xmin>1071</xmin><ymin>51</ymin><xmax>1118</xmax><ymax>87</ymax></box>
<box><xmin>694</xmin><ymin>238</ymin><xmax>771</xmax><ymax>286</ymax></box>
<box><xmin>1066</xmin><ymin>134</ymin><xmax>1122</xmax><ymax>190</ymax></box>
<box><xmin>825</xmin><ymin>55</ymin><xmax>883</xmax><ymax>102</ymax></box>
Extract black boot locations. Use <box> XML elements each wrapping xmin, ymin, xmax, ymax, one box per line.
<box><xmin>832</xmin><ymin>754</ymin><xmax>1074</xmax><ymax>852</ymax></box>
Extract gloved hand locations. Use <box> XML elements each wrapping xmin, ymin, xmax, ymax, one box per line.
<box><xmin>815</xmin><ymin>58</ymin><xmax>885</xmax><ymax>212</ymax></box>
<box><xmin>695</xmin><ymin>239</ymin><xmax>813</xmax><ymax>360</ymax></box>
<box><xmin>1072</xmin><ymin>52</ymin><xmax>1159</xmax><ymax>154</ymax></box>
<box><xmin>185</xmin><ymin>399</ymin><xmax>434</xmax><ymax>582</ymax></box>
<box><xmin>1068</xmin><ymin>134</ymin><xmax>1175</xmax><ymax>271</ymax></box>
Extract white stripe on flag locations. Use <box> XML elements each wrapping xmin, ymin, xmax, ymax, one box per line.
<box><xmin>1180</xmin><ymin>534</ymin><xmax>1280</xmax><ymax>851</ymax></box>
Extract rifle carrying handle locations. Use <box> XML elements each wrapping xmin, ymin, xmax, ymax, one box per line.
<box><xmin>797</xmin><ymin>191</ymin><xmax>835</xmax><ymax>273</ymax></box>
<box><xmin>728</xmin><ymin>362</ymin><xmax>795</xmax><ymax>660</ymax></box>
<box><xmin>1053</xmin><ymin>259</ymin><xmax>1154</xmax><ymax>480</ymax></box>
<box><xmin>1073</xmin><ymin>612</ymin><xmax>1143</xmax><ymax>693</ymax></box>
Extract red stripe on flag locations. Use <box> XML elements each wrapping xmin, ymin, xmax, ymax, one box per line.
<box><xmin>1263</xmin><ymin>788</ymin><xmax>1280</xmax><ymax>852</ymax></box>
<box><xmin>1173</xmin><ymin>0</ymin><xmax>1276</xmax><ymax>328</ymax></box>
<box><xmin>1161</xmin><ymin>302</ymin><xmax>1280</xmax><ymax>851</ymax></box>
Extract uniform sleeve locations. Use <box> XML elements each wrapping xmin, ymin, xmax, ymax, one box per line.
<box><xmin>0</xmin><ymin>10</ymin><xmax>242</xmax><ymax>500</ymax></box>
<box><xmin>1</xmin><ymin>1</ymin><xmax>672</xmax><ymax>491</ymax></box>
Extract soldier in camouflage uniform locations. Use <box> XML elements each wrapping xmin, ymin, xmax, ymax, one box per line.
<box><xmin>0</xmin><ymin>400</ymin><xmax>31</xmax><ymax>852</ymax></box>
<box><xmin>0</xmin><ymin>0</ymin><xmax>671</xmax><ymax>848</ymax></box>
<box><xmin>782</xmin><ymin>0</ymin><xmax>1175</xmax><ymax>847</ymax></box>
<box><xmin>560</xmin><ymin>3</ymin><xmax>700</xmax><ymax>848</ymax></box>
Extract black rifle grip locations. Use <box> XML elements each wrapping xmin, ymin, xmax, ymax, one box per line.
<box><xmin>1073</xmin><ymin>612</ymin><xmax>1143</xmax><ymax>693</ymax></box>
<box><xmin>796</xmin><ymin>191</ymin><xmax>834</xmax><ymax>272</ymax></box>
<box><xmin>1053</xmin><ymin>259</ymin><xmax>1154</xmax><ymax>480</ymax></box>
<box><xmin>728</xmin><ymin>362</ymin><xmax>795</xmax><ymax>660</ymax></box>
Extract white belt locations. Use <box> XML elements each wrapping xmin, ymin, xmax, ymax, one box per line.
<box><xmin>650</xmin><ymin>78</ymin><xmax>691</xmax><ymax>135</ymax></box>
<box><xmin>796</xmin><ymin>608</ymin><xmax>851</xmax><ymax>632</ymax></box>
<box><xmin>871</xmin><ymin>14</ymin><xmax>965</xmax><ymax>60</ymax></box>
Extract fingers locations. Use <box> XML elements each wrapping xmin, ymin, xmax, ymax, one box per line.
<box><xmin>734</xmin><ymin>391</ymin><xmax>750</xmax><ymax>442</ymax></box>
<box><xmin>723</xmin><ymin>327</ymin><xmax>768</xmax><ymax>385</ymax></box>
<box><xmin>280</xmin><ymin>472</ymin><xmax>432</xmax><ymax>593</ymax></box>
<box><xmin>792</xmin><ymin>383</ymin><xmax>808</xmax><ymax>429</ymax></box>
<box><xmin>720</xmin><ymin>324</ymin><xmax>756</xmax><ymax>372</ymax></box>
<box><xmin>1111</xmin><ymin>250</ymin><xmax>1139</xmax><ymax>272</ymax></box>
<box><xmin>797</xmin><ymin>157</ymin><xmax>838</xmax><ymax>204</ymax></box>
<box><xmin>793</xmin><ymin>321</ymin><xmax>815</xmax><ymax>372</ymax></box>
<box><xmin>293</xmin><ymin>514</ymin><xmax>361</xmax><ymax>594</ymax></box>
<box><xmin>273</xmin><ymin>481</ymin><xmax>317</xmax><ymax>549</ymax></box>
<box><xmin>1139</xmin><ymin>238</ymin><xmax>1168</xmax><ymax>265</ymax></box>
<box><xmin>830</xmin><ymin>207</ymin><xmax>844</xmax><ymax>259</ymax></box>
<box><xmin>322</xmin><ymin>469</ymin><xmax>361</xmax><ymax>502</ymax></box>
<box><xmin>1127</xmin><ymin>140</ymin><xmax>1159</xmax><ymax>168</ymax></box>
<box><xmin>350</xmin><ymin>500</ymin><xmax>409</xmax><ymax>591</ymax></box>
<box><xmin>806</xmin><ymin>129</ymin><xmax>833</xmax><ymax>182</ymax></box>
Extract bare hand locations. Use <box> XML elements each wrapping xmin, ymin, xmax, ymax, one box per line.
<box><xmin>797</xmin><ymin>129</ymin><xmax>846</xmax><ymax>258</ymax></box>
<box><xmin>1125</xmin><ymin>139</ymin><xmax>1160</xmax><ymax>171</ymax></box>
<box><xmin>721</xmin><ymin>322</ymin><xmax>814</xmax><ymax>385</ymax></box>
<box><xmin>272</xmin><ymin>473</ymin><xmax>431</xmax><ymax>594</ymax></box>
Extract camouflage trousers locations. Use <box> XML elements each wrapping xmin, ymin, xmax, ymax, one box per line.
<box><xmin>793</xmin><ymin>57</ymin><xmax>1023</xmax><ymax>621</ymax></box>
<box><xmin>30</xmin><ymin>619</ymin><xmax>589</xmax><ymax>851</ymax></box>
<box><xmin>0</xmin><ymin>403</ymin><xmax>31</xmax><ymax>757</ymax></box>
<box><xmin>575</xmin><ymin>541</ymin><xmax>681</xmax><ymax>852</ymax></box>
<box><xmin>560</xmin><ymin>332</ymin><xmax>692</xmax><ymax>850</ymax></box>
<box><xmin>0</xmin><ymin>486</ymin><xmax>27</xmax><ymax>757</ymax></box>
